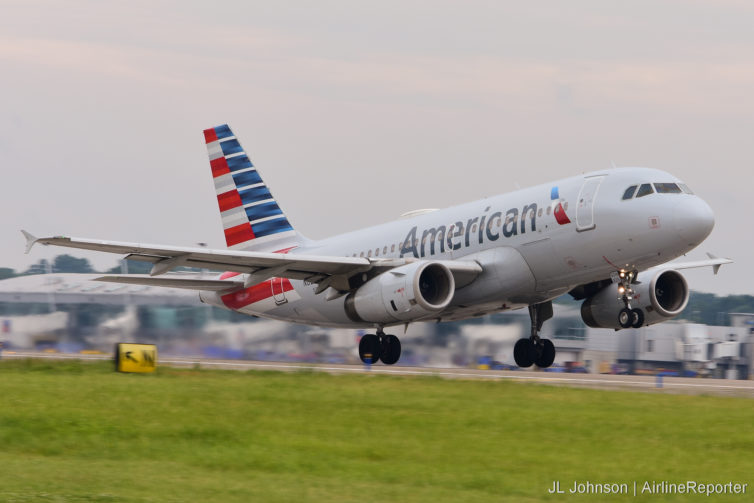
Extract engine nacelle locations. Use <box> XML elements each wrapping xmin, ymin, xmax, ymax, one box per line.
<box><xmin>345</xmin><ymin>261</ymin><xmax>455</xmax><ymax>324</ymax></box>
<box><xmin>581</xmin><ymin>269</ymin><xmax>689</xmax><ymax>329</ymax></box>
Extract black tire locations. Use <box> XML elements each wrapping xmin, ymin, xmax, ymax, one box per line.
<box><xmin>618</xmin><ymin>308</ymin><xmax>633</xmax><ymax>329</ymax></box>
<box><xmin>380</xmin><ymin>334</ymin><xmax>401</xmax><ymax>365</ymax></box>
<box><xmin>630</xmin><ymin>308</ymin><xmax>645</xmax><ymax>328</ymax></box>
<box><xmin>514</xmin><ymin>338</ymin><xmax>536</xmax><ymax>368</ymax></box>
<box><xmin>358</xmin><ymin>334</ymin><xmax>381</xmax><ymax>364</ymax></box>
<box><xmin>535</xmin><ymin>339</ymin><xmax>556</xmax><ymax>368</ymax></box>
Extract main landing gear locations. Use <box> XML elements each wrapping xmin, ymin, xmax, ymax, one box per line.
<box><xmin>358</xmin><ymin>328</ymin><xmax>401</xmax><ymax>365</ymax></box>
<box><xmin>614</xmin><ymin>270</ymin><xmax>644</xmax><ymax>329</ymax></box>
<box><xmin>514</xmin><ymin>301</ymin><xmax>556</xmax><ymax>368</ymax></box>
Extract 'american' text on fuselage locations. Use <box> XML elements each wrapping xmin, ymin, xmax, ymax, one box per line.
<box><xmin>400</xmin><ymin>202</ymin><xmax>540</xmax><ymax>258</ymax></box>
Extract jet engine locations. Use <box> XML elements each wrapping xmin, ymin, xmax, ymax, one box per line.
<box><xmin>345</xmin><ymin>261</ymin><xmax>455</xmax><ymax>324</ymax></box>
<box><xmin>580</xmin><ymin>269</ymin><xmax>689</xmax><ymax>329</ymax></box>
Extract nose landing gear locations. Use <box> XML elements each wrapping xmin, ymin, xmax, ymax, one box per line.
<box><xmin>514</xmin><ymin>301</ymin><xmax>556</xmax><ymax>368</ymax></box>
<box><xmin>614</xmin><ymin>270</ymin><xmax>644</xmax><ymax>329</ymax></box>
<box><xmin>358</xmin><ymin>328</ymin><xmax>402</xmax><ymax>365</ymax></box>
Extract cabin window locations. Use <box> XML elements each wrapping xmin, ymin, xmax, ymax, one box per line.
<box><xmin>654</xmin><ymin>183</ymin><xmax>682</xmax><ymax>194</ymax></box>
<box><xmin>367</xmin><ymin>250</ymin><xmax>372</xmax><ymax>257</ymax></box>
<box><xmin>622</xmin><ymin>185</ymin><xmax>637</xmax><ymax>200</ymax></box>
<box><xmin>391</xmin><ymin>244</ymin><xmax>395</xmax><ymax>253</ymax></box>
<box><xmin>359</xmin><ymin>251</ymin><xmax>364</xmax><ymax>257</ymax></box>
<box><xmin>546</xmin><ymin>206</ymin><xmax>551</xmax><ymax>215</ymax></box>
<box><xmin>636</xmin><ymin>183</ymin><xmax>654</xmax><ymax>198</ymax></box>
<box><xmin>537</xmin><ymin>208</ymin><xmax>543</xmax><ymax>217</ymax></box>
<box><xmin>383</xmin><ymin>246</ymin><xmax>387</xmax><ymax>255</ymax></box>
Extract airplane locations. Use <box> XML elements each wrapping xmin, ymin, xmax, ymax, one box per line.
<box><xmin>22</xmin><ymin>124</ymin><xmax>731</xmax><ymax>367</ymax></box>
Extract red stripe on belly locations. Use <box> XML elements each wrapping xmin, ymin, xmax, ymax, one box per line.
<box><xmin>221</xmin><ymin>279</ymin><xmax>294</xmax><ymax>310</ymax></box>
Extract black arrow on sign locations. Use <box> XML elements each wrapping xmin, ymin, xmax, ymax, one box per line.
<box><xmin>124</xmin><ymin>351</ymin><xmax>138</xmax><ymax>363</ymax></box>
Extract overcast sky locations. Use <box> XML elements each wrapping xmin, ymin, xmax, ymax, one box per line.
<box><xmin>1</xmin><ymin>1</ymin><xmax>752</xmax><ymax>294</ymax></box>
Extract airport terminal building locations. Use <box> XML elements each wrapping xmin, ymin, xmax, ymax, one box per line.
<box><xmin>1</xmin><ymin>274</ymin><xmax>752</xmax><ymax>379</ymax></box>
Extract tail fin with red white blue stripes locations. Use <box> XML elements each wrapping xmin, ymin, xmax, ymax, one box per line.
<box><xmin>203</xmin><ymin>124</ymin><xmax>306</xmax><ymax>251</ymax></box>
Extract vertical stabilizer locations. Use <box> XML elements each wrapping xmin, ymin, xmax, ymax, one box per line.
<box><xmin>203</xmin><ymin>125</ymin><xmax>306</xmax><ymax>251</ymax></box>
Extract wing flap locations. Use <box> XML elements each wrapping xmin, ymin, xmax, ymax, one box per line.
<box><xmin>94</xmin><ymin>275</ymin><xmax>244</xmax><ymax>291</ymax></box>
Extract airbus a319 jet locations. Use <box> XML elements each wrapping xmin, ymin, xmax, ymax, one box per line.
<box><xmin>23</xmin><ymin>125</ymin><xmax>730</xmax><ymax>367</ymax></box>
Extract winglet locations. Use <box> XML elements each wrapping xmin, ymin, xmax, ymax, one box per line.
<box><xmin>21</xmin><ymin>230</ymin><xmax>39</xmax><ymax>254</ymax></box>
<box><xmin>706</xmin><ymin>252</ymin><xmax>729</xmax><ymax>275</ymax></box>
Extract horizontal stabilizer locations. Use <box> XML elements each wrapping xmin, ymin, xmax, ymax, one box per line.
<box><xmin>95</xmin><ymin>275</ymin><xmax>243</xmax><ymax>291</ymax></box>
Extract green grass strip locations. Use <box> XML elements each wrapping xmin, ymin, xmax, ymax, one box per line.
<box><xmin>0</xmin><ymin>359</ymin><xmax>751</xmax><ymax>502</ymax></box>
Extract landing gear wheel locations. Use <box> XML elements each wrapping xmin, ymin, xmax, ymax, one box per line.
<box><xmin>618</xmin><ymin>308</ymin><xmax>633</xmax><ymax>329</ymax></box>
<box><xmin>514</xmin><ymin>338</ymin><xmax>537</xmax><ymax>368</ymax></box>
<box><xmin>535</xmin><ymin>339</ymin><xmax>555</xmax><ymax>368</ymax></box>
<box><xmin>380</xmin><ymin>334</ymin><xmax>401</xmax><ymax>365</ymax></box>
<box><xmin>358</xmin><ymin>334</ymin><xmax>381</xmax><ymax>364</ymax></box>
<box><xmin>630</xmin><ymin>308</ymin><xmax>644</xmax><ymax>329</ymax></box>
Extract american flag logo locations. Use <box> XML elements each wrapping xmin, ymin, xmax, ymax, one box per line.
<box><xmin>204</xmin><ymin>124</ymin><xmax>296</xmax><ymax>250</ymax></box>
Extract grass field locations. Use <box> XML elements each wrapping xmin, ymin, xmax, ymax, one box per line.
<box><xmin>0</xmin><ymin>359</ymin><xmax>752</xmax><ymax>502</ymax></box>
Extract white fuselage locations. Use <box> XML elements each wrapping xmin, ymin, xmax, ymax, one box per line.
<box><xmin>203</xmin><ymin>167</ymin><xmax>714</xmax><ymax>328</ymax></box>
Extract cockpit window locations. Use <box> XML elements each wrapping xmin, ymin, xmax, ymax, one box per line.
<box><xmin>636</xmin><ymin>183</ymin><xmax>654</xmax><ymax>198</ymax></box>
<box><xmin>654</xmin><ymin>183</ymin><xmax>682</xmax><ymax>194</ymax></box>
<box><xmin>622</xmin><ymin>185</ymin><xmax>637</xmax><ymax>200</ymax></box>
<box><xmin>678</xmin><ymin>183</ymin><xmax>694</xmax><ymax>195</ymax></box>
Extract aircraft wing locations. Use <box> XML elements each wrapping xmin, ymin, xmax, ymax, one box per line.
<box><xmin>0</xmin><ymin>273</ymin><xmax>205</xmax><ymax>306</ymax></box>
<box><xmin>643</xmin><ymin>253</ymin><xmax>733</xmax><ymax>276</ymax></box>
<box><xmin>23</xmin><ymin>232</ymin><xmax>482</xmax><ymax>293</ymax></box>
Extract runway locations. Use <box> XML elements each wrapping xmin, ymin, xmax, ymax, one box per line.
<box><xmin>3</xmin><ymin>351</ymin><xmax>753</xmax><ymax>398</ymax></box>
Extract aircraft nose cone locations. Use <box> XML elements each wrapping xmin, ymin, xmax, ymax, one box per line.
<box><xmin>674</xmin><ymin>197</ymin><xmax>714</xmax><ymax>245</ymax></box>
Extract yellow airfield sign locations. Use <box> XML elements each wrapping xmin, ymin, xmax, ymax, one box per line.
<box><xmin>115</xmin><ymin>343</ymin><xmax>157</xmax><ymax>373</ymax></box>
